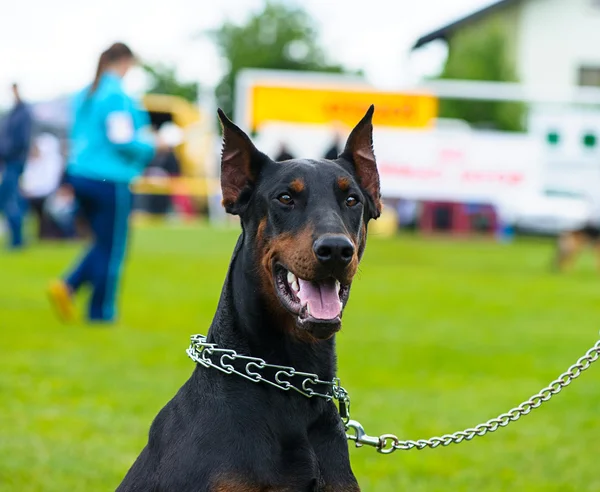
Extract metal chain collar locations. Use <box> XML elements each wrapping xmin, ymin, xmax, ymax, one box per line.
<box><xmin>186</xmin><ymin>334</ymin><xmax>351</xmax><ymax>413</ymax></box>
<box><xmin>187</xmin><ymin>334</ymin><xmax>600</xmax><ymax>454</ymax></box>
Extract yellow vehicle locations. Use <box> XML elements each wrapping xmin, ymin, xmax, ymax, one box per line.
<box><xmin>143</xmin><ymin>93</ymin><xmax>209</xmax><ymax>178</ymax></box>
<box><xmin>132</xmin><ymin>94</ymin><xmax>217</xmax><ymax>205</ymax></box>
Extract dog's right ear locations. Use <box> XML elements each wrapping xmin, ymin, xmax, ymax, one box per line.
<box><xmin>217</xmin><ymin>109</ymin><xmax>268</xmax><ymax>215</ymax></box>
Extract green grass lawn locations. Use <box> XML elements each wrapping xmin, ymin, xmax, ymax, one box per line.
<box><xmin>1</xmin><ymin>224</ymin><xmax>600</xmax><ymax>491</ymax></box>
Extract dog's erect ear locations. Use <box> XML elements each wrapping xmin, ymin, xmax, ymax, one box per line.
<box><xmin>217</xmin><ymin>109</ymin><xmax>268</xmax><ymax>215</ymax></box>
<box><xmin>340</xmin><ymin>105</ymin><xmax>381</xmax><ymax>219</ymax></box>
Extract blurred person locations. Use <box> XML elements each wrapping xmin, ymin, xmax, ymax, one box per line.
<box><xmin>323</xmin><ymin>123</ymin><xmax>346</xmax><ymax>160</ymax></box>
<box><xmin>0</xmin><ymin>83</ymin><xmax>33</xmax><ymax>249</ymax></box>
<box><xmin>21</xmin><ymin>132</ymin><xmax>68</xmax><ymax>239</ymax></box>
<box><xmin>156</xmin><ymin>123</ymin><xmax>196</xmax><ymax>219</ymax></box>
<box><xmin>397</xmin><ymin>199</ymin><xmax>418</xmax><ymax>230</ymax></box>
<box><xmin>47</xmin><ymin>42</ymin><xmax>159</xmax><ymax>324</ymax></box>
<box><xmin>43</xmin><ymin>184</ymin><xmax>77</xmax><ymax>239</ymax></box>
<box><xmin>141</xmin><ymin>123</ymin><xmax>182</xmax><ymax>217</ymax></box>
<box><xmin>323</xmin><ymin>131</ymin><xmax>343</xmax><ymax>160</ymax></box>
<box><xmin>275</xmin><ymin>142</ymin><xmax>294</xmax><ymax>161</ymax></box>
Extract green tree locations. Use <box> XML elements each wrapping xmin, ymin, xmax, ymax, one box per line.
<box><xmin>209</xmin><ymin>1</ymin><xmax>350</xmax><ymax>117</ymax></box>
<box><xmin>143</xmin><ymin>63</ymin><xmax>198</xmax><ymax>103</ymax></box>
<box><xmin>437</xmin><ymin>19</ymin><xmax>525</xmax><ymax>131</ymax></box>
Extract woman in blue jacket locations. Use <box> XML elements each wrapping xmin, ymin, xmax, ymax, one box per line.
<box><xmin>49</xmin><ymin>42</ymin><xmax>158</xmax><ymax>323</ymax></box>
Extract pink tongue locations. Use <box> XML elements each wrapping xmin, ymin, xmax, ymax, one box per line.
<box><xmin>296</xmin><ymin>278</ymin><xmax>342</xmax><ymax>320</ymax></box>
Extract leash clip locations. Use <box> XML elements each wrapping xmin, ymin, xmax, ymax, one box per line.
<box><xmin>346</xmin><ymin>420</ymin><xmax>382</xmax><ymax>449</ymax></box>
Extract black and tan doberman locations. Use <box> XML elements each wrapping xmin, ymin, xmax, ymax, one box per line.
<box><xmin>117</xmin><ymin>106</ymin><xmax>381</xmax><ymax>491</ymax></box>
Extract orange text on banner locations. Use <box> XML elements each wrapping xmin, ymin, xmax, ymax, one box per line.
<box><xmin>250</xmin><ymin>86</ymin><xmax>438</xmax><ymax>130</ymax></box>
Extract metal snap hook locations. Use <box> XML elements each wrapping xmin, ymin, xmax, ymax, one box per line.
<box><xmin>345</xmin><ymin>420</ymin><xmax>381</xmax><ymax>448</ymax></box>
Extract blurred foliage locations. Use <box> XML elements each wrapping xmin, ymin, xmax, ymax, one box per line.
<box><xmin>142</xmin><ymin>63</ymin><xmax>198</xmax><ymax>103</ymax></box>
<box><xmin>209</xmin><ymin>1</ymin><xmax>356</xmax><ymax>117</ymax></box>
<box><xmin>437</xmin><ymin>19</ymin><xmax>526</xmax><ymax>131</ymax></box>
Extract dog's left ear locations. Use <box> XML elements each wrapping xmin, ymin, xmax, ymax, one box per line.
<box><xmin>217</xmin><ymin>109</ymin><xmax>268</xmax><ymax>215</ymax></box>
<box><xmin>340</xmin><ymin>105</ymin><xmax>381</xmax><ymax>219</ymax></box>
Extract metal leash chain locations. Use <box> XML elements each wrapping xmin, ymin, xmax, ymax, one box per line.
<box><xmin>347</xmin><ymin>338</ymin><xmax>600</xmax><ymax>453</ymax></box>
<box><xmin>187</xmin><ymin>334</ymin><xmax>600</xmax><ymax>454</ymax></box>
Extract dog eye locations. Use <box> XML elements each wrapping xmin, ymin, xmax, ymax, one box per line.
<box><xmin>277</xmin><ymin>193</ymin><xmax>294</xmax><ymax>205</ymax></box>
<box><xmin>345</xmin><ymin>195</ymin><xmax>359</xmax><ymax>207</ymax></box>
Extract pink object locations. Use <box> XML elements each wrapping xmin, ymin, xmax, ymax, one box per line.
<box><xmin>297</xmin><ymin>278</ymin><xmax>341</xmax><ymax>320</ymax></box>
<box><xmin>172</xmin><ymin>194</ymin><xmax>194</xmax><ymax>218</ymax></box>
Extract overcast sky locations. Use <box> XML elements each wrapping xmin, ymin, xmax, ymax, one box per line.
<box><xmin>0</xmin><ymin>0</ymin><xmax>496</xmax><ymax>107</ymax></box>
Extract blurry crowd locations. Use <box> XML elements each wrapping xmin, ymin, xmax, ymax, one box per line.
<box><xmin>1</xmin><ymin>42</ymin><xmax>198</xmax><ymax>324</ymax></box>
<box><xmin>0</xmin><ymin>84</ymin><xmax>183</xmax><ymax>249</ymax></box>
<box><xmin>275</xmin><ymin>129</ymin><xmax>344</xmax><ymax>162</ymax></box>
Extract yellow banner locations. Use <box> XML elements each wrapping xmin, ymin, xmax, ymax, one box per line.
<box><xmin>130</xmin><ymin>177</ymin><xmax>218</xmax><ymax>197</ymax></box>
<box><xmin>251</xmin><ymin>86</ymin><xmax>437</xmax><ymax>130</ymax></box>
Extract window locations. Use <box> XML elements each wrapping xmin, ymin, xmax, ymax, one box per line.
<box><xmin>579</xmin><ymin>66</ymin><xmax>600</xmax><ymax>87</ymax></box>
<box><xmin>583</xmin><ymin>132</ymin><xmax>597</xmax><ymax>148</ymax></box>
<box><xmin>546</xmin><ymin>130</ymin><xmax>560</xmax><ymax>145</ymax></box>
<box><xmin>545</xmin><ymin>190</ymin><xmax>584</xmax><ymax>199</ymax></box>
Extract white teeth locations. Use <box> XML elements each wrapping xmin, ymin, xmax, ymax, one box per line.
<box><xmin>335</xmin><ymin>280</ymin><xmax>341</xmax><ymax>295</ymax></box>
<box><xmin>306</xmin><ymin>304</ymin><xmax>311</xmax><ymax>315</ymax></box>
<box><xmin>287</xmin><ymin>271</ymin><xmax>299</xmax><ymax>292</ymax></box>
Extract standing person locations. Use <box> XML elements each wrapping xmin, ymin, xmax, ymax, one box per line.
<box><xmin>0</xmin><ymin>83</ymin><xmax>33</xmax><ymax>249</ymax></box>
<box><xmin>140</xmin><ymin>123</ymin><xmax>182</xmax><ymax>217</ymax></box>
<box><xmin>21</xmin><ymin>132</ymin><xmax>67</xmax><ymax>240</ymax></box>
<box><xmin>48</xmin><ymin>42</ymin><xmax>158</xmax><ymax>324</ymax></box>
<box><xmin>274</xmin><ymin>142</ymin><xmax>294</xmax><ymax>161</ymax></box>
<box><xmin>323</xmin><ymin>130</ymin><xmax>343</xmax><ymax>160</ymax></box>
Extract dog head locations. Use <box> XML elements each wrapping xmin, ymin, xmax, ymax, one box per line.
<box><xmin>218</xmin><ymin>106</ymin><xmax>381</xmax><ymax>342</ymax></box>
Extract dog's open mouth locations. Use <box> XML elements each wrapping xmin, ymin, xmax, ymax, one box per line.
<box><xmin>273</xmin><ymin>264</ymin><xmax>350</xmax><ymax>327</ymax></box>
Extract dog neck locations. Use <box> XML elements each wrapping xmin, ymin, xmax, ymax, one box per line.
<box><xmin>206</xmin><ymin>230</ymin><xmax>337</xmax><ymax>381</ymax></box>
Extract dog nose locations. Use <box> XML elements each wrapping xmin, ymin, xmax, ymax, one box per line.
<box><xmin>313</xmin><ymin>235</ymin><xmax>355</xmax><ymax>268</ymax></box>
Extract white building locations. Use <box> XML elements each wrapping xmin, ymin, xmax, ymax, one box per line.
<box><xmin>413</xmin><ymin>0</ymin><xmax>600</xmax><ymax>92</ymax></box>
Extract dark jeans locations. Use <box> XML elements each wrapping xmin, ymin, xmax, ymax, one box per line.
<box><xmin>64</xmin><ymin>175</ymin><xmax>132</xmax><ymax>322</ymax></box>
<box><xmin>0</xmin><ymin>162</ymin><xmax>25</xmax><ymax>248</ymax></box>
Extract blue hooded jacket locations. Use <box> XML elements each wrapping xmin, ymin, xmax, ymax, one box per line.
<box><xmin>67</xmin><ymin>72</ymin><xmax>155</xmax><ymax>183</ymax></box>
<box><xmin>0</xmin><ymin>101</ymin><xmax>33</xmax><ymax>164</ymax></box>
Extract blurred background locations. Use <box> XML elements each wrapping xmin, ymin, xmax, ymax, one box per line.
<box><xmin>2</xmin><ymin>0</ymin><xmax>600</xmax><ymax>490</ymax></box>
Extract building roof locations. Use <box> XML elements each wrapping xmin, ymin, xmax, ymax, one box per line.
<box><xmin>412</xmin><ymin>0</ymin><xmax>520</xmax><ymax>50</ymax></box>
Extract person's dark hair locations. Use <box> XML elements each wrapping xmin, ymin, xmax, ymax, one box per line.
<box><xmin>89</xmin><ymin>42</ymin><xmax>134</xmax><ymax>96</ymax></box>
